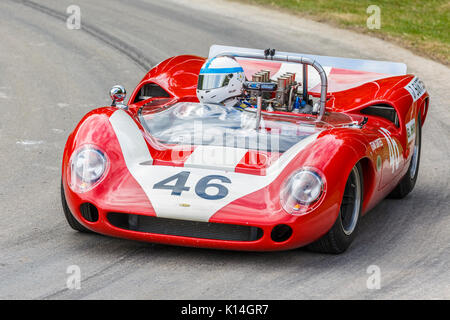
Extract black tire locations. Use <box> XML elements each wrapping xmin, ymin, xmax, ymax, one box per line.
<box><xmin>61</xmin><ymin>180</ymin><xmax>91</xmax><ymax>233</ymax></box>
<box><xmin>388</xmin><ymin>114</ymin><xmax>421</xmax><ymax>199</ymax></box>
<box><xmin>307</xmin><ymin>162</ymin><xmax>363</xmax><ymax>254</ymax></box>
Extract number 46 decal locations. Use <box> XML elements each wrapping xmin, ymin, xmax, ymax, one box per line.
<box><xmin>153</xmin><ymin>171</ymin><xmax>231</xmax><ymax>200</ymax></box>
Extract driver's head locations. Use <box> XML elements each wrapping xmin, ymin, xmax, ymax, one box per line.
<box><xmin>197</xmin><ymin>56</ymin><xmax>245</xmax><ymax>106</ymax></box>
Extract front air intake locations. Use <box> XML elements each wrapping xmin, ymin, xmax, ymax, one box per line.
<box><xmin>79</xmin><ymin>203</ymin><xmax>99</xmax><ymax>222</ymax></box>
<box><xmin>107</xmin><ymin>212</ymin><xmax>263</xmax><ymax>242</ymax></box>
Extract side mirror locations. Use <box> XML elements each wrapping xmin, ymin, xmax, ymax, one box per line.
<box><xmin>110</xmin><ymin>85</ymin><xmax>127</xmax><ymax>109</ymax></box>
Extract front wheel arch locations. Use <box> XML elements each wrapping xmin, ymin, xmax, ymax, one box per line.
<box><xmin>307</xmin><ymin>161</ymin><xmax>364</xmax><ymax>254</ymax></box>
<box><xmin>358</xmin><ymin>157</ymin><xmax>377</xmax><ymax>214</ymax></box>
<box><xmin>388</xmin><ymin>113</ymin><xmax>422</xmax><ymax>198</ymax></box>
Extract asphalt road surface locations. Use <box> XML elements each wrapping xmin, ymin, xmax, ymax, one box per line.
<box><xmin>0</xmin><ymin>0</ymin><xmax>449</xmax><ymax>299</ymax></box>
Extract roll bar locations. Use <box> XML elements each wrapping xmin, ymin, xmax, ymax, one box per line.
<box><xmin>213</xmin><ymin>49</ymin><xmax>328</xmax><ymax>121</ymax></box>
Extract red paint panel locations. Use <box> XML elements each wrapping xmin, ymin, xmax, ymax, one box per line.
<box><xmin>235</xmin><ymin>150</ymin><xmax>280</xmax><ymax>175</ymax></box>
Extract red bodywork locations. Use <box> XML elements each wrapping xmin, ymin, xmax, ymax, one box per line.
<box><xmin>62</xmin><ymin>54</ymin><xmax>429</xmax><ymax>251</ymax></box>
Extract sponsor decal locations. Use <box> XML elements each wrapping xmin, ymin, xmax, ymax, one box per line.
<box><xmin>376</xmin><ymin>155</ymin><xmax>382</xmax><ymax>171</ymax></box>
<box><xmin>153</xmin><ymin>171</ymin><xmax>231</xmax><ymax>201</ymax></box>
<box><xmin>379</xmin><ymin>128</ymin><xmax>400</xmax><ymax>173</ymax></box>
<box><xmin>179</xmin><ymin>203</ymin><xmax>191</xmax><ymax>207</ymax></box>
<box><xmin>406</xmin><ymin>118</ymin><xmax>416</xmax><ymax>143</ymax></box>
<box><xmin>370</xmin><ymin>138</ymin><xmax>383</xmax><ymax>151</ymax></box>
<box><xmin>405</xmin><ymin>76</ymin><xmax>426</xmax><ymax>102</ymax></box>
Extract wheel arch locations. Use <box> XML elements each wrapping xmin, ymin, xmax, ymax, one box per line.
<box><xmin>420</xmin><ymin>96</ymin><xmax>430</xmax><ymax>126</ymax></box>
<box><xmin>357</xmin><ymin>156</ymin><xmax>377</xmax><ymax>214</ymax></box>
<box><xmin>319</xmin><ymin>130</ymin><xmax>377</xmax><ymax>216</ymax></box>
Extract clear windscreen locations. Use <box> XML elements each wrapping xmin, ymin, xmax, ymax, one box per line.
<box><xmin>139</xmin><ymin>102</ymin><xmax>350</xmax><ymax>153</ymax></box>
<box><xmin>140</xmin><ymin>102</ymin><xmax>360</xmax><ymax>153</ymax></box>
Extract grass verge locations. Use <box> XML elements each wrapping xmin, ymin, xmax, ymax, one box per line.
<box><xmin>235</xmin><ymin>0</ymin><xmax>449</xmax><ymax>65</ymax></box>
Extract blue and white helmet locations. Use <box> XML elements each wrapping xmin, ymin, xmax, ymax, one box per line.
<box><xmin>197</xmin><ymin>56</ymin><xmax>245</xmax><ymax>106</ymax></box>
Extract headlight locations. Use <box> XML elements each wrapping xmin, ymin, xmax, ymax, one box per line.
<box><xmin>68</xmin><ymin>146</ymin><xmax>108</xmax><ymax>193</ymax></box>
<box><xmin>280</xmin><ymin>169</ymin><xmax>325</xmax><ymax>215</ymax></box>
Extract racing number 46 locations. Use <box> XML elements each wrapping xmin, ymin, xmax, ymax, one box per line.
<box><xmin>153</xmin><ymin>171</ymin><xmax>231</xmax><ymax>200</ymax></box>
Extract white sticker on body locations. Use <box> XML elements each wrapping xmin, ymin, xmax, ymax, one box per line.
<box><xmin>370</xmin><ymin>138</ymin><xmax>383</xmax><ymax>151</ymax></box>
<box><xmin>406</xmin><ymin>118</ymin><xmax>416</xmax><ymax>143</ymax></box>
<box><xmin>404</xmin><ymin>77</ymin><xmax>426</xmax><ymax>102</ymax></box>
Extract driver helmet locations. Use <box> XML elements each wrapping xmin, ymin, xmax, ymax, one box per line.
<box><xmin>197</xmin><ymin>56</ymin><xmax>245</xmax><ymax>107</ymax></box>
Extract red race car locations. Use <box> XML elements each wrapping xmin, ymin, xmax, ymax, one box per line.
<box><xmin>61</xmin><ymin>45</ymin><xmax>429</xmax><ymax>253</ymax></box>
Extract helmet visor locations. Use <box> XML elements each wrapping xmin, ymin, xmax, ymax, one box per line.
<box><xmin>197</xmin><ymin>73</ymin><xmax>233</xmax><ymax>90</ymax></box>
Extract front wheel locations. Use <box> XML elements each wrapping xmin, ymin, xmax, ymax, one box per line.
<box><xmin>307</xmin><ymin>162</ymin><xmax>363</xmax><ymax>254</ymax></box>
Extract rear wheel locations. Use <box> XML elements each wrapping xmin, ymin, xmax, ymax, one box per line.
<box><xmin>61</xmin><ymin>180</ymin><xmax>91</xmax><ymax>233</ymax></box>
<box><xmin>307</xmin><ymin>162</ymin><xmax>363</xmax><ymax>254</ymax></box>
<box><xmin>389</xmin><ymin>114</ymin><xmax>421</xmax><ymax>198</ymax></box>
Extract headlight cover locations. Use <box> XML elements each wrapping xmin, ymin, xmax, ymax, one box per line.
<box><xmin>280</xmin><ymin>169</ymin><xmax>325</xmax><ymax>215</ymax></box>
<box><xmin>68</xmin><ymin>146</ymin><xmax>108</xmax><ymax>193</ymax></box>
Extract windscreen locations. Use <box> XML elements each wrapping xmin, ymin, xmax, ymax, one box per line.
<box><xmin>139</xmin><ymin>102</ymin><xmax>344</xmax><ymax>153</ymax></box>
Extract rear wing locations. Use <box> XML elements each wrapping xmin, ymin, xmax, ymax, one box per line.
<box><xmin>209</xmin><ymin>45</ymin><xmax>407</xmax><ymax>76</ymax></box>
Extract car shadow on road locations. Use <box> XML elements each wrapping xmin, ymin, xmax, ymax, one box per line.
<box><xmin>68</xmin><ymin>185</ymin><xmax>439</xmax><ymax>274</ymax></box>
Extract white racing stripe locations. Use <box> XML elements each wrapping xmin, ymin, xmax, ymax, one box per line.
<box><xmin>184</xmin><ymin>145</ymin><xmax>247</xmax><ymax>171</ymax></box>
<box><xmin>110</xmin><ymin>110</ymin><xmax>320</xmax><ymax>222</ymax></box>
<box><xmin>110</xmin><ymin>110</ymin><xmax>153</xmax><ymax>166</ymax></box>
<box><xmin>109</xmin><ymin>109</ymin><xmax>153</xmax><ymax>179</ymax></box>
